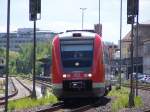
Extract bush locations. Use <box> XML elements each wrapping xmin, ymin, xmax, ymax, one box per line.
<box><xmin>109</xmin><ymin>87</ymin><xmax>143</xmax><ymax>112</ymax></box>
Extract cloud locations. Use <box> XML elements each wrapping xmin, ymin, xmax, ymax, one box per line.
<box><xmin>40</xmin><ymin>21</ymin><xmax>95</xmax><ymax>32</ymax></box>
<box><xmin>0</xmin><ymin>26</ymin><xmax>6</xmax><ymax>32</ymax></box>
<box><xmin>0</xmin><ymin>25</ymin><xmax>19</xmax><ymax>32</ymax></box>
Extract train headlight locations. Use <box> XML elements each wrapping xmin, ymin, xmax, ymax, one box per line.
<box><xmin>88</xmin><ymin>73</ymin><xmax>92</xmax><ymax>77</ymax></box>
<box><xmin>63</xmin><ymin>74</ymin><xmax>67</xmax><ymax>78</ymax></box>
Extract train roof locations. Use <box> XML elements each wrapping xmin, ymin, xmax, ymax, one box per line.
<box><xmin>58</xmin><ymin>30</ymin><xmax>96</xmax><ymax>39</ymax></box>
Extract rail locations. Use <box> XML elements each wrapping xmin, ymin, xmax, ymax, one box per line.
<box><xmin>0</xmin><ymin>78</ymin><xmax>18</xmax><ymax>105</ymax></box>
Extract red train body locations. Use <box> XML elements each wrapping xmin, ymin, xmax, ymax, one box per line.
<box><xmin>51</xmin><ymin>31</ymin><xmax>111</xmax><ymax>99</ymax></box>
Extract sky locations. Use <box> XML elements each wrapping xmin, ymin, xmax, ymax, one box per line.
<box><xmin>0</xmin><ymin>0</ymin><xmax>150</xmax><ymax>44</ymax></box>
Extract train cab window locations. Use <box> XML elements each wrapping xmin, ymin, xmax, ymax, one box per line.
<box><xmin>60</xmin><ymin>39</ymin><xmax>93</xmax><ymax>72</ymax></box>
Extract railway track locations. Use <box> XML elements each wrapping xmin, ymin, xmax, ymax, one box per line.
<box><xmin>36</xmin><ymin>97</ymin><xmax>111</xmax><ymax>112</ymax></box>
<box><xmin>122</xmin><ymin>83</ymin><xmax>150</xmax><ymax>91</ymax></box>
<box><xmin>19</xmin><ymin>76</ymin><xmax>52</xmax><ymax>88</ymax></box>
<box><xmin>0</xmin><ymin>77</ymin><xmax>32</xmax><ymax>106</ymax></box>
<box><xmin>37</xmin><ymin>102</ymin><xmax>64</xmax><ymax>112</ymax></box>
<box><xmin>0</xmin><ymin>78</ymin><xmax>18</xmax><ymax>105</ymax></box>
<box><xmin>37</xmin><ymin>101</ymin><xmax>97</xmax><ymax>112</ymax></box>
<box><xmin>12</xmin><ymin>77</ymin><xmax>150</xmax><ymax>112</ymax></box>
<box><xmin>16</xmin><ymin>77</ymin><xmax>112</xmax><ymax>112</ymax></box>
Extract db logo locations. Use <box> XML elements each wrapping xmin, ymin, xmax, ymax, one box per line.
<box><xmin>73</xmin><ymin>73</ymin><xmax>80</xmax><ymax>78</ymax></box>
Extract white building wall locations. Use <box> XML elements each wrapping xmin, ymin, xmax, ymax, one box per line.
<box><xmin>143</xmin><ymin>42</ymin><xmax>150</xmax><ymax>74</ymax></box>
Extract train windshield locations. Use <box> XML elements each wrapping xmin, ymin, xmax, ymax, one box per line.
<box><xmin>60</xmin><ymin>39</ymin><xmax>93</xmax><ymax>72</ymax></box>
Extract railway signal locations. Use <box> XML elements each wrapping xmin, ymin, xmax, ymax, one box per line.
<box><xmin>127</xmin><ymin>0</ymin><xmax>139</xmax><ymax>107</ymax></box>
<box><xmin>127</xmin><ymin>0</ymin><xmax>139</xmax><ymax>15</ymax></box>
<box><xmin>29</xmin><ymin>0</ymin><xmax>41</xmax><ymax>21</ymax></box>
<box><xmin>127</xmin><ymin>15</ymin><xmax>135</xmax><ymax>24</ymax></box>
<box><xmin>29</xmin><ymin>0</ymin><xmax>41</xmax><ymax>99</ymax></box>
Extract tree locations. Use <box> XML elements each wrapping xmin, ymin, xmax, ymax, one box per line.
<box><xmin>9</xmin><ymin>51</ymin><xmax>19</xmax><ymax>74</ymax></box>
<box><xmin>16</xmin><ymin>41</ymin><xmax>52</xmax><ymax>75</ymax></box>
<box><xmin>0</xmin><ymin>48</ymin><xmax>5</xmax><ymax>57</ymax></box>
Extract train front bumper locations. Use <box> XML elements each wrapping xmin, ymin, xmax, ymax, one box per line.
<box><xmin>52</xmin><ymin>82</ymin><xmax>105</xmax><ymax>99</ymax></box>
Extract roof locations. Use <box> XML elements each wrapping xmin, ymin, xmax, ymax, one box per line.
<box><xmin>141</xmin><ymin>20</ymin><xmax>150</xmax><ymax>24</ymax></box>
<box><xmin>122</xmin><ymin>20</ymin><xmax>150</xmax><ymax>42</ymax></box>
<box><xmin>122</xmin><ymin>31</ymin><xmax>131</xmax><ymax>42</ymax></box>
<box><xmin>58</xmin><ymin>31</ymin><xmax>96</xmax><ymax>39</ymax></box>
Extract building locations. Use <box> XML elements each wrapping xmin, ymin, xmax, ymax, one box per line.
<box><xmin>94</xmin><ymin>24</ymin><xmax>102</xmax><ymax>36</ymax></box>
<box><xmin>38</xmin><ymin>56</ymin><xmax>51</xmax><ymax>77</ymax></box>
<box><xmin>0</xmin><ymin>28</ymin><xmax>57</xmax><ymax>51</ymax></box>
<box><xmin>137</xmin><ymin>21</ymin><xmax>150</xmax><ymax>74</ymax></box>
<box><xmin>121</xmin><ymin>20</ymin><xmax>150</xmax><ymax>75</ymax></box>
<box><xmin>121</xmin><ymin>31</ymin><xmax>131</xmax><ymax>59</ymax></box>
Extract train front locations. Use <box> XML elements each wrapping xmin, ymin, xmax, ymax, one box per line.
<box><xmin>52</xmin><ymin>31</ymin><xmax>105</xmax><ymax>99</ymax></box>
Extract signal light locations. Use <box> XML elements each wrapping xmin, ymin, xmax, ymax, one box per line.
<box><xmin>127</xmin><ymin>0</ymin><xmax>139</xmax><ymax>15</ymax></box>
<box><xmin>37</xmin><ymin>0</ymin><xmax>41</xmax><ymax>13</ymax></box>
<box><xmin>29</xmin><ymin>0</ymin><xmax>41</xmax><ymax>21</ymax></box>
<box><xmin>127</xmin><ymin>15</ymin><xmax>135</xmax><ymax>24</ymax></box>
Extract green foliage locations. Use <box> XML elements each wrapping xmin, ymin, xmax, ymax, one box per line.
<box><xmin>36</xmin><ymin>42</ymin><xmax>52</xmax><ymax>60</ymax></box>
<box><xmin>111</xmin><ymin>95</ymin><xmax>129</xmax><ymax>112</ymax></box>
<box><xmin>134</xmin><ymin>96</ymin><xmax>143</xmax><ymax>107</ymax></box>
<box><xmin>16</xmin><ymin>41</ymin><xmax>52</xmax><ymax>75</ymax></box>
<box><xmin>0</xmin><ymin>48</ymin><xmax>5</xmax><ymax>57</ymax></box>
<box><xmin>0</xmin><ymin>41</ymin><xmax>52</xmax><ymax>75</ymax></box>
<box><xmin>108</xmin><ymin>87</ymin><xmax>143</xmax><ymax>112</ymax></box>
<box><xmin>8</xmin><ymin>92</ymin><xmax>58</xmax><ymax>111</ymax></box>
<box><xmin>0</xmin><ymin>49</ymin><xmax>19</xmax><ymax>75</ymax></box>
<box><xmin>16</xmin><ymin>43</ymin><xmax>33</xmax><ymax>74</ymax></box>
<box><xmin>108</xmin><ymin>87</ymin><xmax>129</xmax><ymax>97</ymax></box>
<box><xmin>9</xmin><ymin>51</ymin><xmax>19</xmax><ymax>75</ymax></box>
<box><xmin>115</xmin><ymin>84</ymin><xmax>121</xmax><ymax>90</ymax></box>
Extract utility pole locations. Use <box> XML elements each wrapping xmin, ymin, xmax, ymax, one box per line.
<box><xmin>135</xmin><ymin>0</ymin><xmax>139</xmax><ymax>96</ymax></box>
<box><xmin>129</xmin><ymin>20</ymin><xmax>135</xmax><ymax>107</ymax></box>
<box><xmin>99</xmin><ymin>0</ymin><xmax>100</xmax><ymax>26</ymax></box>
<box><xmin>32</xmin><ymin>19</ymin><xmax>37</xmax><ymax>98</ymax></box>
<box><xmin>98</xmin><ymin>0</ymin><xmax>102</xmax><ymax>36</ymax></box>
<box><xmin>80</xmin><ymin>8</ymin><xmax>87</xmax><ymax>30</ymax></box>
<box><xmin>119</xmin><ymin>0</ymin><xmax>123</xmax><ymax>89</ymax></box>
<box><xmin>5</xmin><ymin>0</ymin><xmax>10</xmax><ymax>111</ymax></box>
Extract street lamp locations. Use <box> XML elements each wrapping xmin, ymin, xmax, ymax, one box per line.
<box><xmin>80</xmin><ymin>8</ymin><xmax>87</xmax><ymax>30</ymax></box>
<box><xmin>99</xmin><ymin>0</ymin><xmax>100</xmax><ymax>25</ymax></box>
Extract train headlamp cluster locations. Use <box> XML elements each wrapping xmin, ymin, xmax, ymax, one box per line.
<box><xmin>63</xmin><ymin>73</ymin><xmax>92</xmax><ymax>78</ymax></box>
<box><xmin>84</xmin><ymin>73</ymin><xmax>92</xmax><ymax>77</ymax></box>
<box><xmin>63</xmin><ymin>74</ymin><xmax>71</xmax><ymax>78</ymax></box>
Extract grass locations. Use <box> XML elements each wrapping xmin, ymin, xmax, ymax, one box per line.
<box><xmin>8</xmin><ymin>91</ymin><xmax>58</xmax><ymax>111</ymax></box>
<box><xmin>108</xmin><ymin>86</ymin><xmax>143</xmax><ymax>112</ymax></box>
<box><xmin>0</xmin><ymin>79</ymin><xmax>5</xmax><ymax>94</ymax></box>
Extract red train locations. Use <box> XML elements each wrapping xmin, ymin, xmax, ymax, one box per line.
<box><xmin>51</xmin><ymin>30</ymin><xmax>111</xmax><ymax>100</ymax></box>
